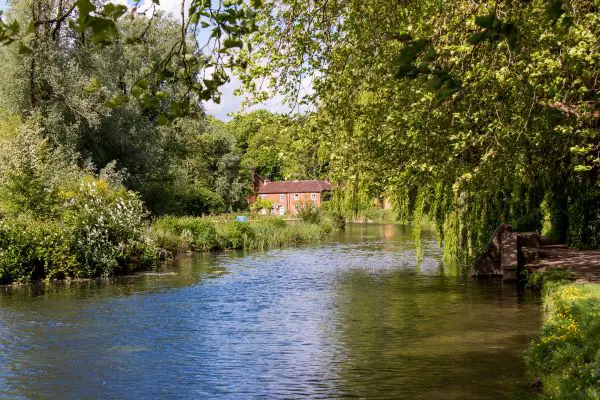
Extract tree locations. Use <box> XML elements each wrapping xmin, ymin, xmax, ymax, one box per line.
<box><xmin>240</xmin><ymin>0</ymin><xmax>600</xmax><ymax>253</ymax></box>
<box><xmin>0</xmin><ymin>0</ymin><xmax>259</xmax><ymax>118</ymax></box>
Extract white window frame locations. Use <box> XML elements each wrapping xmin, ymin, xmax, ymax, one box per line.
<box><xmin>311</xmin><ymin>193</ymin><xmax>317</xmax><ymax>201</ymax></box>
<box><xmin>294</xmin><ymin>193</ymin><xmax>299</xmax><ymax>201</ymax></box>
<box><xmin>280</xmin><ymin>193</ymin><xmax>285</xmax><ymax>200</ymax></box>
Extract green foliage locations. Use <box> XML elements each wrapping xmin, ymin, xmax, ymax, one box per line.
<box><xmin>0</xmin><ymin>180</ymin><xmax>157</xmax><ymax>284</ymax></box>
<box><xmin>0</xmin><ymin>0</ymin><xmax>259</xmax><ymax>119</ymax></box>
<box><xmin>249</xmin><ymin>197</ymin><xmax>274</xmax><ymax>214</ymax></box>
<box><xmin>522</xmin><ymin>267</ymin><xmax>577</xmax><ymax>291</ymax></box>
<box><xmin>0</xmin><ymin>121</ymin><xmax>158</xmax><ymax>284</ymax></box>
<box><xmin>525</xmin><ymin>283</ymin><xmax>600</xmax><ymax>398</ymax></box>
<box><xmin>151</xmin><ymin>214</ymin><xmax>338</xmax><ymax>254</ymax></box>
<box><xmin>228</xmin><ymin>111</ymin><xmax>329</xmax><ymax>181</ymax></box>
<box><xmin>153</xmin><ymin>216</ymin><xmax>219</xmax><ymax>252</ymax></box>
<box><xmin>216</xmin><ymin>221</ymin><xmax>256</xmax><ymax>249</ymax></box>
<box><xmin>296</xmin><ymin>201</ymin><xmax>322</xmax><ymax>224</ymax></box>
<box><xmin>567</xmin><ymin>185</ymin><xmax>600</xmax><ymax>250</ymax></box>
<box><xmin>243</xmin><ymin>0</ymin><xmax>600</xmax><ymax>256</ymax></box>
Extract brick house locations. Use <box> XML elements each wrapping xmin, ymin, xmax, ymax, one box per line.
<box><xmin>251</xmin><ymin>179</ymin><xmax>332</xmax><ymax>215</ymax></box>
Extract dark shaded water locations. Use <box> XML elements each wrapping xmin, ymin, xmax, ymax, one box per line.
<box><xmin>0</xmin><ymin>224</ymin><xmax>541</xmax><ymax>399</ymax></box>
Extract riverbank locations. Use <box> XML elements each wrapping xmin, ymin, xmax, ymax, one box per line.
<box><xmin>151</xmin><ymin>214</ymin><xmax>342</xmax><ymax>256</ymax></box>
<box><xmin>0</xmin><ymin>207</ymin><xmax>342</xmax><ymax>285</ymax></box>
<box><xmin>523</xmin><ymin>270</ymin><xmax>600</xmax><ymax>399</ymax></box>
<box><xmin>0</xmin><ymin>223</ymin><xmax>542</xmax><ymax>399</ymax></box>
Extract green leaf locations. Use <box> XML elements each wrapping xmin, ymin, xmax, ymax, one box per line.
<box><xmin>17</xmin><ymin>42</ymin><xmax>33</xmax><ymax>55</ymax></box>
<box><xmin>105</xmin><ymin>94</ymin><xmax>129</xmax><ymax>109</ymax></box>
<box><xmin>223</xmin><ymin>37</ymin><xmax>243</xmax><ymax>49</ymax></box>
<box><xmin>157</xmin><ymin>114</ymin><xmax>169</xmax><ymax>126</ymax></box>
<box><xmin>139</xmin><ymin>93</ymin><xmax>159</xmax><ymax>108</ymax></box>
<box><xmin>574</xmin><ymin>165</ymin><xmax>592</xmax><ymax>172</ymax></box>
<box><xmin>468</xmin><ymin>31</ymin><xmax>487</xmax><ymax>45</ymax></box>
<box><xmin>76</xmin><ymin>0</ymin><xmax>97</xmax><ymax>26</ymax></box>
<box><xmin>89</xmin><ymin>17</ymin><xmax>119</xmax><ymax>44</ymax></box>
<box><xmin>475</xmin><ymin>14</ymin><xmax>495</xmax><ymax>29</ymax></box>
<box><xmin>169</xmin><ymin>101</ymin><xmax>184</xmax><ymax>117</ymax></box>
<box><xmin>84</xmin><ymin>77</ymin><xmax>101</xmax><ymax>93</ymax></box>
<box><xmin>131</xmin><ymin>85</ymin><xmax>143</xmax><ymax>97</ymax></box>
<box><xmin>135</xmin><ymin>79</ymin><xmax>149</xmax><ymax>89</ymax></box>
<box><xmin>102</xmin><ymin>3</ymin><xmax>128</xmax><ymax>19</ymax></box>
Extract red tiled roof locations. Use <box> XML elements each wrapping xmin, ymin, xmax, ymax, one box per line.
<box><xmin>257</xmin><ymin>180</ymin><xmax>332</xmax><ymax>194</ymax></box>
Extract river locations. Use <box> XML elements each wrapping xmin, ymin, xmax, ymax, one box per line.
<box><xmin>0</xmin><ymin>224</ymin><xmax>541</xmax><ymax>399</ymax></box>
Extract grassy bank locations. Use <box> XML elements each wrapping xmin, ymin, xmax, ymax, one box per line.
<box><xmin>151</xmin><ymin>214</ymin><xmax>341</xmax><ymax>256</ymax></box>
<box><xmin>524</xmin><ymin>275</ymin><xmax>600</xmax><ymax>399</ymax></box>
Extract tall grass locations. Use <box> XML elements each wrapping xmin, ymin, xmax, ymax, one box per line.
<box><xmin>525</xmin><ymin>282</ymin><xmax>600</xmax><ymax>399</ymax></box>
<box><xmin>151</xmin><ymin>214</ymin><xmax>338</xmax><ymax>255</ymax></box>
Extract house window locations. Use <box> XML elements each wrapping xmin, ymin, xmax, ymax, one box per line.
<box><xmin>311</xmin><ymin>193</ymin><xmax>317</xmax><ymax>201</ymax></box>
<box><xmin>280</xmin><ymin>194</ymin><xmax>285</xmax><ymax>200</ymax></box>
<box><xmin>261</xmin><ymin>194</ymin><xmax>266</xmax><ymax>200</ymax></box>
<box><xmin>294</xmin><ymin>193</ymin><xmax>299</xmax><ymax>201</ymax></box>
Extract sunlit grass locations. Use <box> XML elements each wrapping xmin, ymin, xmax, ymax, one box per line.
<box><xmin>525</xmin><ymin>283</ymin><xmax>600</xmax><ymax>399</ymax></box>
<box><xmin>151</xmin><ymin>214</ymin><xmax>338</xmax><ymax>255</ymax></box>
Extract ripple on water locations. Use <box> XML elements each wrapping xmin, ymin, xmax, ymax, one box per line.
<box><xmin>0</xmin><ymin>224</ymin><xmax>541</xmax><ymax>399</ymax></box>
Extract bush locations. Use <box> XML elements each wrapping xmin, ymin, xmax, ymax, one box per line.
<box><xmin>63</xmin><ymin>181</ymin><xmax>157</xmax><ymax>277</ymax></box>
<box><xmin>0</xmin><ymin>181</ymin><xmax>157</xmax><ymax>283</ymax></box>
<box><xmin>296</xmin><ymin>201</ymin><xmax>321</xmax><ymax>224</ymax></box>
<box><xmin>0</xmin><ymin>123</ymin><xmax>159</xmax><ymax>283</ymax></box>
<box><xmin>250</xmin><ymin>197</ymin><xmax>274</xmax><ymax>215</ymax></box>
<box><xmin>525</xmin><ymin>283</ymin><xmax>600</xmax><ymax>399</ymax></box>
<box><xmin>0</xmin><ymin>218</ymin><xmax>74</xmax><ymax>284</ymax></box>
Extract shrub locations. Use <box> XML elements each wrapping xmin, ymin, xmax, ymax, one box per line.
<box><xmin>0</xmin><ymin>178</ymin><xmax>158</xmax><ymax>283</ymax></box>
<box><xmin>63</xmin><ymin>181</ymin><xmax>157</xmax><ymax>277</ymax></box>
<box><xmin>250</xmin><ymin>197</ymin><xmax>274</xmax><ymax>215</ymax></box>
<box><xmin>150</xmin><ymin>228</ymin><xmax>190</xmax><ymax>256</ymax></box>
<box><xmin>296</xmin><ymin>201</ymin><xmax>321</xmax><ymax>224</ymax></box>
<box><xmin>525</xmin><ymin>283</ymin><xmax>600</xmax><ymax>398</ymax></box>
<box><xmin>0</xmin><ymin>218</ymin><xmax>74</xmax><ymax>284</ymax></box>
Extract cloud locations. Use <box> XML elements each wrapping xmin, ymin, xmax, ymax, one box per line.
<box><xmin>137</xmin><ymin>0</ymin><xmax>188</xmax><ymax>20</ymax></box>
<box><xmin>204</xmin><ymin>75</ymin><xmax>291</xmax><ymax>121</ymax></box>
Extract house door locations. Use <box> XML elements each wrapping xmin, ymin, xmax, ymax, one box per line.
<box><xmin>279</xmin><ymin>206</ymin><xmax>285</xmax><ymax>216</ymax></box>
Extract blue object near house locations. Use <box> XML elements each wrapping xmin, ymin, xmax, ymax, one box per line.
<box><xmin>236</xmin><ymin>216</ymin><xmax>248</xmax><ymax>223</ymax></box>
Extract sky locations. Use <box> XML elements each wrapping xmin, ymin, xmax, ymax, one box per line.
<box><xmin>0</xmin><ymin>0</ymin><xmax>291</xmax><ymax>121</ymax></box>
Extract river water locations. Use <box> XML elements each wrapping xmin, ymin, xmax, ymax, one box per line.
<box><xmin>0</xmin><ymin>224</ymin><xmax>541</xmax><ymax>399</ymax></box>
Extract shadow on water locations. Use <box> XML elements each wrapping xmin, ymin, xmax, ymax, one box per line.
<box><xmin>0</xmin><ymin>224</ymin><xmax>541</xmax><ymax>399</ymax></box>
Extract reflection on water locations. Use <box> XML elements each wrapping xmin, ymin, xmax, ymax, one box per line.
<box><xmin>0</xmin><ymin>224</ymin><xmax>541</xmax><ymax>399</ymax></box>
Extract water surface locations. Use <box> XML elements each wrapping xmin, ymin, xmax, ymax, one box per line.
<box><xmin>0</xmin><ymin>224</ymin><xmax>541</xmax><ymax>399</ymax></box>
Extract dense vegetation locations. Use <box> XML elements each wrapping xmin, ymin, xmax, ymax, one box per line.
<box><xmin>1</xmin><ymin>0</ymin><xmax>599</xmax><ymax>281</ymax></box>
<box><xmin>240</xmin><ymin>0</ymin><xmax>600</xmax><ymax>260</ymax></box>
<box><xmin>152</xmin><ymin>212</ymin><xmax>341</xmax><ymax>255</ymax></box>
<box><xmin>526</xmin><ymin>280</ymin><xmax>600</xmax><ymax>398</ymax></box>
<box><xmin>0</xmin><ymin>0</ymin><xmax>339</xmax><ymax>284</ymax></box>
